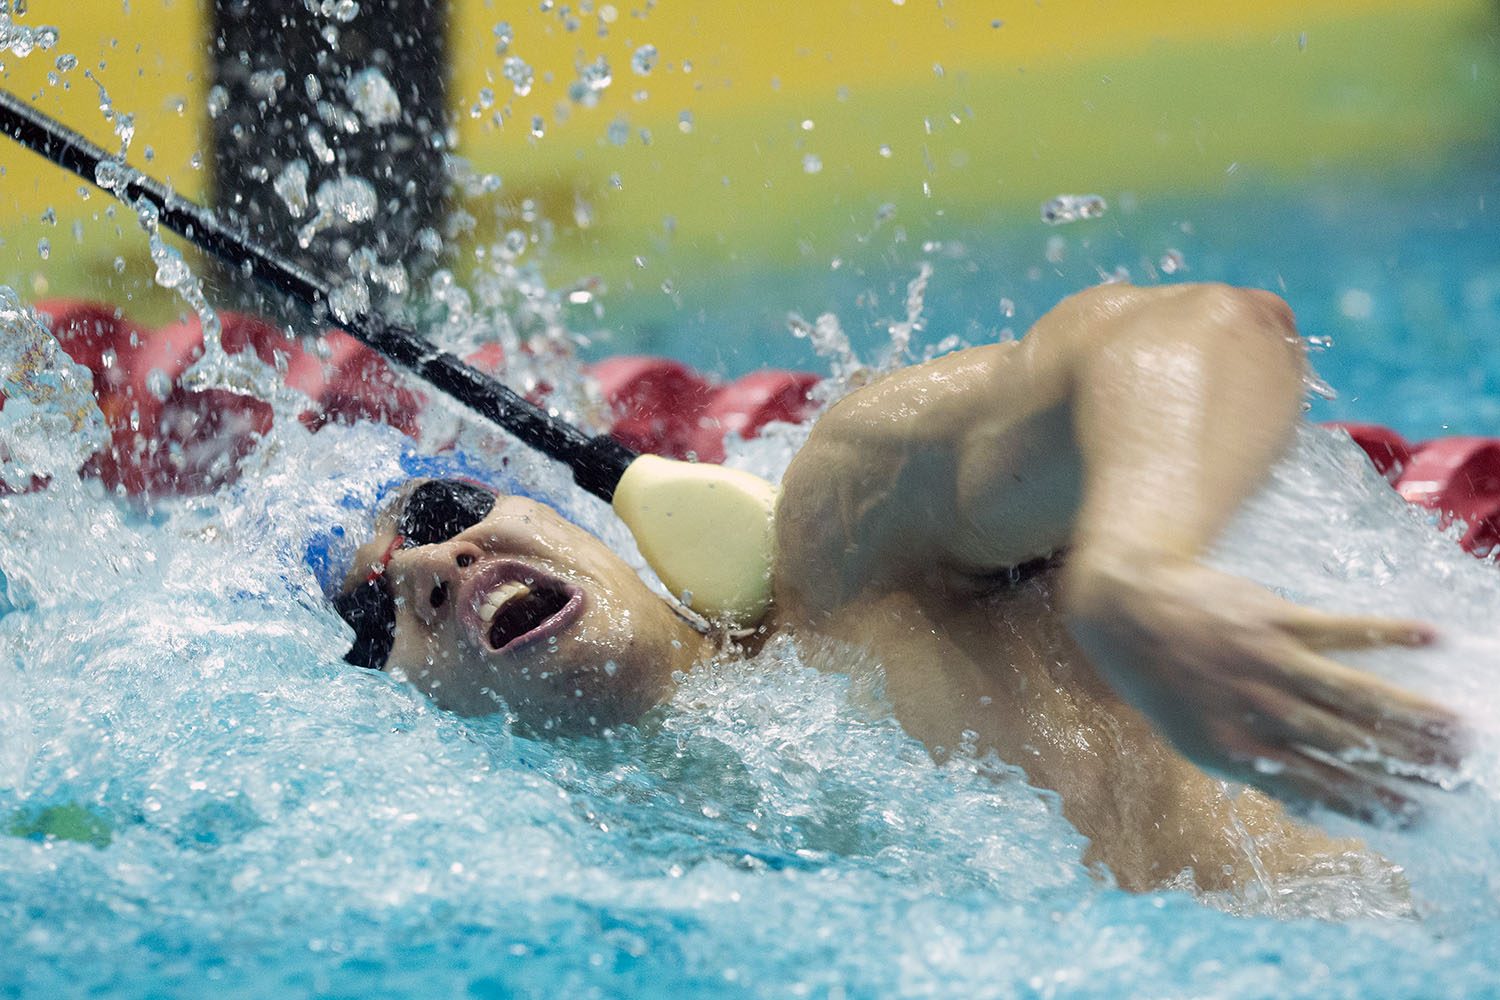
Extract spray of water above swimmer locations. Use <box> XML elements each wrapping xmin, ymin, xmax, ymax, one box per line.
<box><xmin>0</xmin><ymin>87</ymin><xmax>777</xmax><ymax>628</ymax></box>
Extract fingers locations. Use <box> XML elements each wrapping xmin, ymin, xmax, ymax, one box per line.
<box><xmin>1214</xmin><ymin>704</ymin><xmax>1434</xmax><ymax>828</ymax></box>
<box><xmin>1252</xmin><ymin>740</ymin><xmax>1423</xmax><ymax>828</ymax></box>
<box><xmin>1270</xmin><ymin>646</ymin><xmax>1467</xmax><ymax>772</ymax></box>
<box><xmin>1275</xmin><ymin>604</ymin><xmax>1436</xmax><ymax>652</ymax></box>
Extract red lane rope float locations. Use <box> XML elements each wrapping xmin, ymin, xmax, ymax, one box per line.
<box><xmin>4</xmin><ymin>301</ymin><xmax>820</xmax><ymax>495</ymax></box>
<box><xmin>1330</xmin><ymin>423</ymin><xmax>1500</xmax><ymax>558</ymax></box>
<box><xmin>10</xmin><ymin>301</ymin><xmax>1492</xmax><ymax>561</ymax></box>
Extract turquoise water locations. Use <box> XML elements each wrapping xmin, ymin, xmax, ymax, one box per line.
<box><xmin>604</xmin><ymin>156</ymin><xmax>1500</xmax><ymax>441</ymax></box>
<box><xmin>4</xmin><ymin>158</ymin><xmax>1500</xmax><ymax>999</ymax></box>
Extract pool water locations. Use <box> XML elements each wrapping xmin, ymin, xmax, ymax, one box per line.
<box><xmin>4</xmin><ymin>157</ymin><xmax>1500</xmax><ymax>998</ymax></box>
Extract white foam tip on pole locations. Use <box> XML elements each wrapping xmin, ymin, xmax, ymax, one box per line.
<box><xmin>611</xmin><ymin>454</ymin><xmax>777</xmax><ymax>628</ymax></box>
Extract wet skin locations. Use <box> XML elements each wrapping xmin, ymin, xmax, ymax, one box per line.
<box><xmin>344</xmin><ymin>485</ymin><xmax>713</xmax><ymax>731</ymax></box>
<box><xmin>344</xmin><ymin>283</ymin><xmax>1463</xmax><ymax>891</ymax></box>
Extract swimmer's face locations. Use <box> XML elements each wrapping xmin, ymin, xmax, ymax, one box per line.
<box><xmin>342</xmin><ymin>480</ymin><xmax>709</xmax><ymax>731</ymax></box>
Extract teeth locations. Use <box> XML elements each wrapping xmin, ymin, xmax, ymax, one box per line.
<box><xmin>477</xmin><ymin>581</ymin><xmax>531</xmax><ymax>622</ymax></box>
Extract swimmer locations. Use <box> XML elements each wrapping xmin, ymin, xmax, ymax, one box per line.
<box><xmin>338</xmin><ymin>282</ymin><xmax>1462</xmax><ymax>892</ymax></box>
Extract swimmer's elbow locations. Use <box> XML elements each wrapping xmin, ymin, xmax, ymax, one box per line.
<box><xmin>1038</xmin><ymin>282</ymin><xmax>1306</xmax><ymax>375</ymax></box>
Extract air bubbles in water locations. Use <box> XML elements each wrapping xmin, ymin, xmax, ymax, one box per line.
<box><xmin>1040</xmin><ymin>193</ymin><xmax>1107</xmax><ymax>225</ymax></box>
<box><xmin>630</xmin><ymin>44</ymin><xmax>657</xmax><ymax>76</ymax></box>
<box><xmin>35</xmin><ymin>238</ymin><xmax>49</xmax><ymax>260</ymax></box>
<box><xmin>345</xmin><ymin>67</ymin><xmax>400</xmax><ymax>127</ymax></box>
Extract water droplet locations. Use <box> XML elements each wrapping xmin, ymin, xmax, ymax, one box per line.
<box><xmin>1338</xmin><ymin>288</ymin><xmax>1374</xmax><ymax>320</ymax></box>
<box><xmin>329</xmin><ymin>0</ymin><xmax>360</xmax><ymax>22</ymax></box>
<box><xmin>206</xmin><ymin>85</ymin><xmax>229</xmax><ymax>119</ymax></box>
<box><xmin>35</xmin><ymin>238</ymin><xmax>50</xmax><ymax>260</ymax></box>
<box><xmin>93</xmin><ymin>158</ymin><xmax>133</xmax><ymax>196</ymax></box>
<box><xmin>296</xmin><ymin>175</ymin><xmax>377</xmax><ymax>247</ymax></box>
<box><xmin>606</xmin><ymin>118</ymin><xmax>629</xmax><ymax>146</ymax></box>
<box><xmin>630</xmin><ymin>43</ymin><xmax>657</xmax><ymax>75</ymax></box>
<box><xmin>877</xmin><ymin>143</ymin><xmax>892</xmax><ymax>158</ymax></box>
<box><xmin>273</xmin><ymin>159</ymin><xmax>310</xmax><ymax>218</ymax></box>
<box><xmin>677</xmin><ymin>110</ymin><xmax>693</xmax><ymax>133</ymax></box>
<box><xmin>306</xmin><ymin>125</ymin><xmax>336</xmax><ymax>165</ymax></box>
<box><xmin>39</xmin><ymin>206</ymin><xmax>55</xmax><ymax>225</ymax></box>
<box><xmin>1040</xmin><ymin>193</ymin><xmax>1106</xmax><ymax>225</ymax></box>
<box><xmin>54</xmin><ymin>53</ymin><xmax>77</xmax><ymax>72</ymax></box>
<box><xmin>248</xmin><ymin>68</ymin><xmax>286</xmax><ymax>101</ymax></box>
<box><xmin>327</xmin><ymin>279</ymin><xmax>369</xmax><ymax>324</ymax></box>
<box><xmin>493</xmin><ymin>21</ymin><xmax>514</xmax><ymax>54</ymax></box>
<box><xmin>503</xmin><ymin>55</ymin><xmax>534</xmax><ymax>96</ymax></box>
<box><xmin>1158</xmin><ymin>249</ymin><xmax>1185</xmax><ymax>275</ymax></box>
<box><xmin>151</xmin><ymin>245</ymin><xmax>189</xmax><ymax>289</ymax></box>
<box><xmin>802</xmin><ymin>153</ymin><xmax>822</xmax><ymax>174</ymax></box>
<box><xmin>345</xmin><ymin>67</ymin><xmax>401</xmax><ymax>127</ymax></box>
<box><xmin>579</xmin><ymin>55</ymin><xmax>612</xmax><ymax>93</ymax></box>
<box><xmin>530</xmin><ymin>115</ymin><xmax>545</xmax><ymax>138</ymax></box>
<box><xmin>113</xmin><ymin>256</ymin><xmax>126</xmax><ymax>274</ymax></box>
<box><xmin>999</xmin><ymin>297</ymin><xmax>1015</xmax><ymax>318</ymax></box>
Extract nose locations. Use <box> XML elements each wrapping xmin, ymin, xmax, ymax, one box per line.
<box><xmin>390</xmin><ymin>539</ymin><xmax>486</xmax><ymax>625</ymax></box>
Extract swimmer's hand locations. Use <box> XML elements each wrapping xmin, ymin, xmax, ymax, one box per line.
<box><xmin>1063</xmin><ymin>553</ymin><xmax>1466</xmax><ymax>826</ymax></box>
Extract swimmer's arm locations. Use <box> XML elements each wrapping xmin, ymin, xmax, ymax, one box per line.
<box><xmin>1045</xmin><ymin>284</ymin><xmax>1462</xmax><ymax>823</ymax></box>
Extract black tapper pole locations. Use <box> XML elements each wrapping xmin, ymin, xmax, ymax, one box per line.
<box><xmin>0</xmin><ymin>88</ymin><xmax>636</xmax><ymax>503</ymax></box>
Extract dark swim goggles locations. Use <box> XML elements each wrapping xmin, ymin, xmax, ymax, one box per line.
<box><xmin>333</xmin><ymin>478</ymin><xmax>499</xmax><ymax>670</ymax></box>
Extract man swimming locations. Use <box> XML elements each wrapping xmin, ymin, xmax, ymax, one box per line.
<box><xmin>338</xmin><ymin>282</ymin><xmax>1462</xmax><ymax>892</ymax></box>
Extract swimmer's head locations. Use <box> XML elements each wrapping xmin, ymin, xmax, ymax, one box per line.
<box><xmin>336</xmin><ymin>477</ymin><xmax>711</xmax><ymax>731</ymax></box>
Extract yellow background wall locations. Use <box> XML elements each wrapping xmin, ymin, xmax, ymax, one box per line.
<box><xmin>1</xmin><ymin>0</ymin><xmax>1494</xmax><ymax>314</ymax></box>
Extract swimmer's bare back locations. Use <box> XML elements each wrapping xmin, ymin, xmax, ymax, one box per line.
<box><xmin>770</xmin><ymin>283</ymin><xmax>1464</xmax><ymax>890</ymax></box>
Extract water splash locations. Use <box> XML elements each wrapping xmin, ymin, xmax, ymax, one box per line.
<box><xmin>345</xmin><ymin>67</ymin><xmax>400</xmax><ymax>127</ymax></box>
<box><xmin>273</xmin><ymin>159</ymin><xmax>311</xmax><ymax>218</ymax></box>
<box><xmin>0</xmin><ymin>10</ymin><xmax>57</xmax><ymax>57</ymax></box>
<box><xmin>0</xmin><ymin>289</ymin><xmax>107</xmax><ymax>490</ymax></box>
<box><xmin>502</xmin><ymin>55</ymin><xmax>534</xmax><ymax>97</ymax></box>
<box><xmin>295</xmin><ymin>175</ymin><xmax>378</xmax><ymax>249</ymax></box>
<box><xmin>1041</xmin><ymin>193</ymin><xmax>1107</xmax><ymax>225</ymax></box>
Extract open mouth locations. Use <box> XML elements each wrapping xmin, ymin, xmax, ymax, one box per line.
<box><xmin>467</xmin><ymin>566</ymin><xmax>584</xmax><ymax>652</ymax></box>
